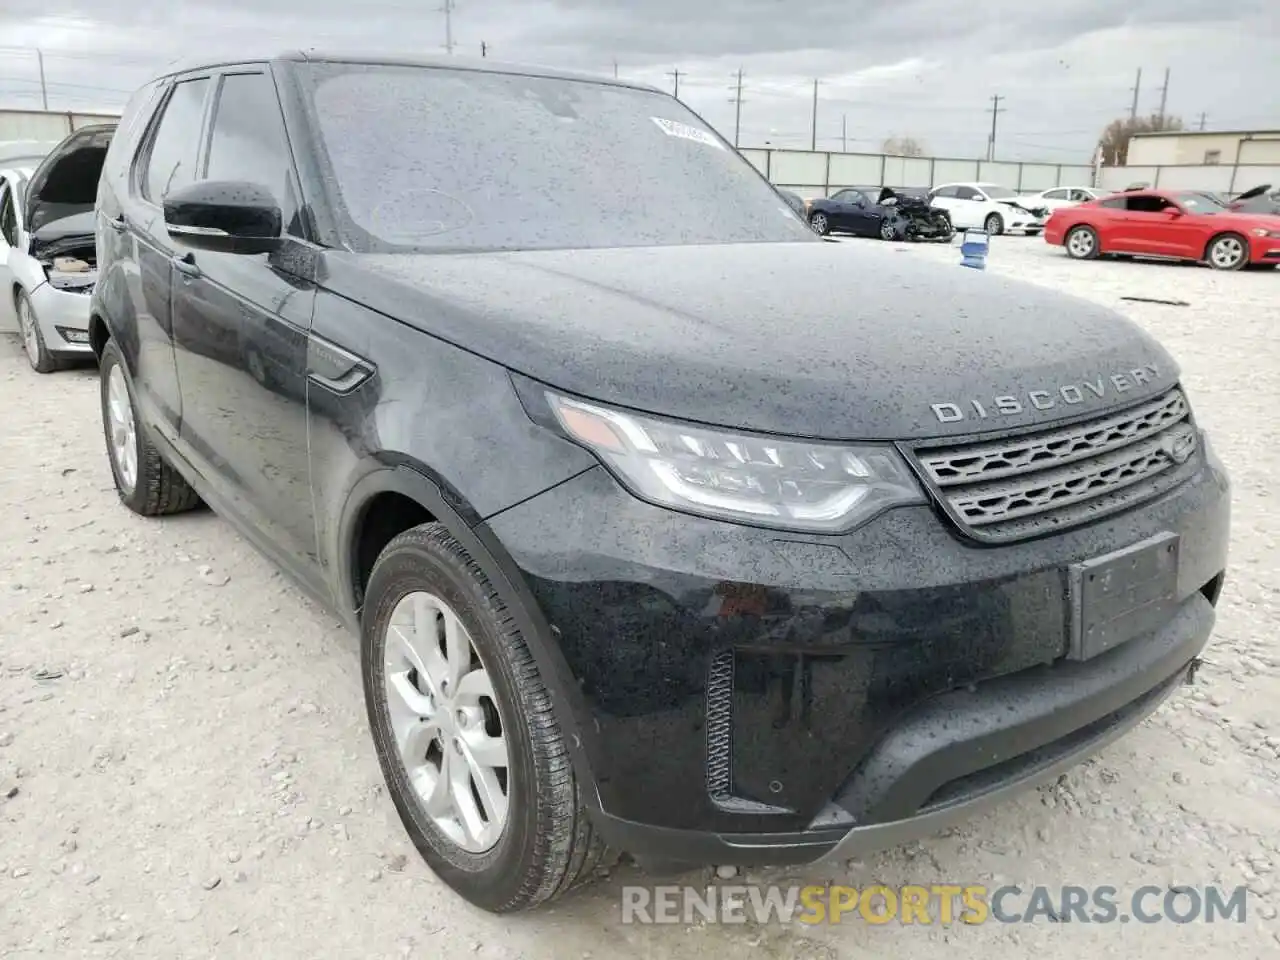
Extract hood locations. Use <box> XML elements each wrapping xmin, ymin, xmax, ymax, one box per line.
<box><xmin>23</xmin><ymin>123</ymin><xmax>115</xmax><ymax>236</ymax></box>
<box><xmin>1235</xmin><ymin>183</ymin><xmax>1272</xmax><ymax>202</ymax></box>
<box><xmin>320</xmin><ymin>241</ymin><xmax>1179</xmax><ymax>441</ymax></box>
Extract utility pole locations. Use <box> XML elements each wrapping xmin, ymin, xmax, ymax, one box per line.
<box><xmin>1129</xmin><ymin>67</ymin><xmax>1142</xmax><ymax>121</ymax></box>
<box><xmin>810</xmin><ymin>78</ymin><xmax>819</xmax><ymax>151</ymax></box>
<box><xmin>36</xmin><ymin>48</ymin><xmax>48</xmax><ymax>110</ymax></box>
<box><xmin>986</xmin><ymin>94</ymin><xmax>1005</xmax><ymax>161</ymax></box>
<box><xmin>442</xmin><ymin>0</ymin><xmax>455</xmax><ymax>54</ymax></box>
<box><xmin>728</xmin><ymin>68</ymin><xmax>745</xmax><ymax>148</ymax></box>
<box><xmin>1156</xmin><ymin>67</ymin><xmax>1170</xmax><ymax>125</ymax></box>
<box><xmin>667</xmin><ymin>67</ymin><xmax>681</xmax><ymax>99</ymax></box>
<box><xmin>480</xmin><ymin>40</ymin><xmax>487</xmax><ymax>58</ymax></box>
<box><xmin>612</xmin><ymin>59</ymin><xmax>618</xmax><ymax>78</ymax></box>
<box><xmin>841</xmin><ymin>113</ymin><xmax>847</xmax><ymax>153</ymax></box>
<box><xmin>1197</xmin><ymin>112</ymin><xmax>1207</xmax><ymax>131</ymax></box>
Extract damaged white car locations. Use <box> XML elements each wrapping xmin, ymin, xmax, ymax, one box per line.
<box><xmin>0</xmin><ymin>124</ymin><xmax>114</xmax><ymax>372</ymax></box>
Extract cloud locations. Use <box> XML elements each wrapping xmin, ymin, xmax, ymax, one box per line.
<box><xmin>0</xmin><ymin>0</ymin><xmax>1275</xmax><ymax>160</ymax></box>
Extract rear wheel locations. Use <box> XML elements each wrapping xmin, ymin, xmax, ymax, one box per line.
<box><xmin>1065</xmin><ymin>225</ymin><xmax>1101</xmax><ymax>260</ymax></box>
<box><xmin>809</xmin><ymin>211</ymin><xmax>830</xmax><ymax>235</ymax></box>
<box><xmin>984</xmin><ymin>212</ymin><xmax>1005</xmax><ymax>236</ymax></box>
<box><xmin>361</xmin><ymin>523</ymin><xmax>611</xmax><ymax>913</ymax></box>
<box><xmin>99</xmin><ymin>340</ymin><xmax>202</xmax><ymax>516</ymax></box>
<box><xmin>15</xmin><ymin>289</ymin><xmax>58</xmax><ymax>374</ymax></box>
<box><xmin>1206</xmin><ymin>233</ymin><xmax>1248</xmax><ymax>271</ymax></box>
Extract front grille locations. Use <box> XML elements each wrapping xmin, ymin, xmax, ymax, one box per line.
<box><xmin>911</xmin><ymin>388</ymin><xmax>1198</xmax><ymax>543</ymax></box>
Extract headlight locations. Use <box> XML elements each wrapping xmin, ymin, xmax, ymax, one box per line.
<box><xmin>538</xmin><ymin>389</ymin><xmax>925</xmax><ymax>532</ymax></box>
<box><xmin>1250</xmin><ymin>228</ymin><xmax>1280</xmax><ymax>238</ymax></box>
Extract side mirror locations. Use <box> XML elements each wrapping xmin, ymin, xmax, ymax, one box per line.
<box><xmin>1164</xmin><ymin>208</ymin><xmax>1184</xmax><ymax>218</ymax></box>
<box><xmin>164</xmin><ymin>180</ymin><xmax>283</xmax><ymax>255</ymax></box>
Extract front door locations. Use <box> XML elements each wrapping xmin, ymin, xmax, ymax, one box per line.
<box><xmin>167</xmin><ymin>69</ymin><xmax>322</xmax><ymax>583</ymax></box>
<box><xmin>0</xmin><ymin>178</ymin><xmax>18</xmax><ymax>332</ymax></box>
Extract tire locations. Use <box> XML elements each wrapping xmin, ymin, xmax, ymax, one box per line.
<box><xmin>99</xmin><ymin>340</ymin><xmax>203</xmax><ymax>516</ymax></box>
<box><xmin>361</xmin><ymin>523</ymin><xmax>611</xmax><ymax>913</ymax></box>
<box><xmin>983</xmin><ymin>213</ymin><xmax>1005</xmax><ymax>236</ymax></box>
<box><xmin>1065</xmin><ymin>225</ymin><xmax>1101</xmax><ymax>260</ymax></box>
<box><xmin>15</xmin><ymin>289</ymin><xmax>59</xmax><ymax>374</ymax></box>
<box><xmin>1205</xmin><ymin>233</ymin><xmax>1248</xmax><ymax>271</ymax></box>
<box><xmin>809</xmin><ymin>211</ymin><xmax>830</xmax><ymax>235</ymax></box>
<box><xmin>878</xmin><ymin>219</ymin><xmax>897</xmax><ymax>241</ymax></box>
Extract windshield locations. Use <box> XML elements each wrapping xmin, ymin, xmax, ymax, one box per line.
<box><xmin>1176</xmin><ymin>192</ymin><xmax>1229</xmax><ymax>214</ymax></box>
<box><xmin>302</xmin><ymin>62</ymin><xmax>815</xmax><ymax>253</ymax></box>
<box><xmin>981</xmin><ymin>185</ymin><xmax>1018</xmax><ymax>199</ymax></box>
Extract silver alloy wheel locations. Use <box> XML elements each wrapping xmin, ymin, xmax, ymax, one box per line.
<box><xmin>17</xmin><ymin>295</ymin><xmax>39</xmax><ymax>367</ymax></box>
<box><xmin>879</xmin><ymin>219</ymin><xmax>896</xmax><ymax>240</ymax></box>
<box><xmin>106</xmin><ymin>365</ymin><xmax>139</xmax><ymax>493</ymax></box>
<box><xmin>1209</xmin><ymin>235</ymin><xmax>1245</xmax><ymax>269</ymax></box>
<box><xmin>810</xmin><ymin>213</ymin><xmax>828</xmax><ymax>234</ymax></box>
<box><xmin>383</xmin><ymin>590</ymin><xmax>510</xmax><ymax>854</ymax></box>
<box><xmin>1067</xmin><ymin>228</ymin><xmax>1095</xmax><ymax>258</ymax></box>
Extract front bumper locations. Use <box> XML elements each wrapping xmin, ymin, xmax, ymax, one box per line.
<box><xmin>1247</xmin><ymin>235</ymin><xmax>1280</xmax><ymax>264</ymax></box>
<box><xmin>481</xmin><ymin>432</ymin><xmax>1230</xmax><ymax>865</ymax></box>
<box><xmin>29</xmin><ymin>281</ymin><xmax>93</xmax><ymax>356</ymax></box>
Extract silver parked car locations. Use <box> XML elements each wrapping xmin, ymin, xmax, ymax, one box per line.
<box><xmin>0</xmin><ymin>124</ymin><xmax>115</xmax><ymax>372</ymax></box>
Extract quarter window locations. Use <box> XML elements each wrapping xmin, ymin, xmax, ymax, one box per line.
<box><xmin>203</xmin><ymin>72</ymin><xmax>301</xmax><ymax>234</ymax></box>
<box><xmin>142</xmin><ymin>78</ymin><xmax>211</xmax><ymax>203</ymax></box>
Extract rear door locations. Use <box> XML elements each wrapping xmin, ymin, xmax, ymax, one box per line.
<box><xmin>167</xmin><ymin>67</ymin><xmax>321</xmax><ymax>581</ymax></box>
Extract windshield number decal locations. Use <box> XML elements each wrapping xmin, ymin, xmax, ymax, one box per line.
<box><xmin>650</xmin><ymin>117</ymin><xmax>725</xmax><ymax>150</ymax></box>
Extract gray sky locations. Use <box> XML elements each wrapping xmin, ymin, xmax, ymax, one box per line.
<box><xmin>1</xmin><ymin>0</ymin><xmax>1276</xmax><ymax>162</ymax></box>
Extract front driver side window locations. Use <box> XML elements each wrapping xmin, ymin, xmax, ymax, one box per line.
<box><xmin>0</xmin><ymin>182</ymin><xmax>16</xmax><ymax>248</ymax></box>
<box><xmin>142</xmin><ymin>77</ymin><xmax>211</xmax><ymax>204</ymax></box>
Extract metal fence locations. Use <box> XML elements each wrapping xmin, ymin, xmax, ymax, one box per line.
<box><xmin>743</xmin><ymin>145</ymin><xmax>1280</xmax><ymax>200</ymax></box>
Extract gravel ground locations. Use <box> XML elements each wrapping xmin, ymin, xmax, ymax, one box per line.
<box><xmin>2</xmin><ymin>238</ymin><xmax>1278</xmax><ymax>959</ymax></box>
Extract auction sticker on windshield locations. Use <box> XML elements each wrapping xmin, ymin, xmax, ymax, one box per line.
<box><xmin>651</xmin><ymin>116</ymin><xmax>725</xmax><ymax>149</ymax></box>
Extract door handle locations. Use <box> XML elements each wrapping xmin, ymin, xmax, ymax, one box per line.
<box><xmin>172</xmin><ymin>252</ymin><xmax>201</xmax><ymax>278</ymax></box>
<box><xmin>105</xmin><ymin>214</ymin><xmax>127</xmax><ymax>233</ymax></box>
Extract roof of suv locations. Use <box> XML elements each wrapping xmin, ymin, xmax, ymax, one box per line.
<box><xmin>154</xmin><ymin>49</ymin><xmax>662</xmax><ymax>94</ymax></box>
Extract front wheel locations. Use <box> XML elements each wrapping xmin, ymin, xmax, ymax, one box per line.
<box><xmin>15</xmin><ymin>289</ymin><xmax>58</xmax><ymax>373</ymax></box>
<box><xmin>983</xmin><ymin>213</ymin><xmax>1005</xmax><ymax>236</ymax></box>
<box><xmin>1206</xmin><ymin>233</ymin><xmax>1248</xmax><ymax>271</ymax></box>
<box><xmin>878</xmin><ymin>218</ymin><xmax>897</xmax><ymax>241</ymax></box>
<box><xmin>99</xmin><ymin>340</ymin><xmax>202</xmax><ymax>516</ymax></box>
<box><xmin>1065</xmin><ymin>225</ymin><xmax>1101</xmax><ymax>260</ymax></box>
<box><xmin>361</xmin><ymin>523</ymin><xmax>612</xmax><ymax>913</ymax></box>
<box><xmin>809</xmin><ymin>211</ymin><xmax>830</xmax><ymax>235</ymax></box>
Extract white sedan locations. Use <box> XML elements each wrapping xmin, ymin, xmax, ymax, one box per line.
<box><xmin>0</xmin><ymin>125</ymin><xmax>113</xmax><ymax>372</ymax></box>
<box><xmin>1017</xmin><ymin>186</ymin><xmax>1103</xmax><ymax>213</ymax></box>
<box><xmin>928</xmin><ymin>182</ymin><xmax>1048</xmax><ymax>236</ymax></box>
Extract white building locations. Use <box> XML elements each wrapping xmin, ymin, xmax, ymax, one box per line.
<box><xmin>0</xmin><ymin>108</ymin><xmax>120</xmax><ymax>143</ymax></box>
<box><xmin>1127</xmin><ymin>129</ymin><xmax>1280</xmax><ymax>167</ymax></box>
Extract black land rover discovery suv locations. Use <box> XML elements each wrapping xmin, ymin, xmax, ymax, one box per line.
<box><xmin>90</xmin><ymin>51</ymin><xmax>1230</xmax><ymax>913</ymax></box>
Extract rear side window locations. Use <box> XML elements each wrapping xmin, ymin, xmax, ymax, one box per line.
<box><xmin>1124</xmin><ymin>194</ymin><xmax>1175</xmax><ymax>214</ymax></box>
<box><xmin>203</xmin><ymin>72</ymin><xmax>300</xmax><ymax>233</ymax></box>
<box><xmin>1098</xmin><ymin>197</ymin><xmax>1126</xmax><ymax>209</ymax></box>
<box><xmin>143</xmin><ymin>77</ymin><xmax>211</xmax><ymax>203</ymax></box>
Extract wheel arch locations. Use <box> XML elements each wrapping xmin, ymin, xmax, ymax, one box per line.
<box><xmin>337</xmin><ymin>463</ymin><xmax>605</xmax><ymax>811</ymax></box>
<box><xmin>88</xmin><ymin>311</ymin><xmax>112</xmax><ymax>361</ymax></box>
<box><xmin>1203</xmin><ymin>230</ymin><xmax>1247</xmax><ymax>263</ymax></box>
<box><xmin>1063</xmin><ymin>222</ymin><xmax>1099</xmax><ymax>252</ymax></box>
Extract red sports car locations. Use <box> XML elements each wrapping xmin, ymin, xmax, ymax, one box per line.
<box><xmin>1044</xmin><ymin>188</ymin><xmax>1280</xmax><ymax>271</ymax></box>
